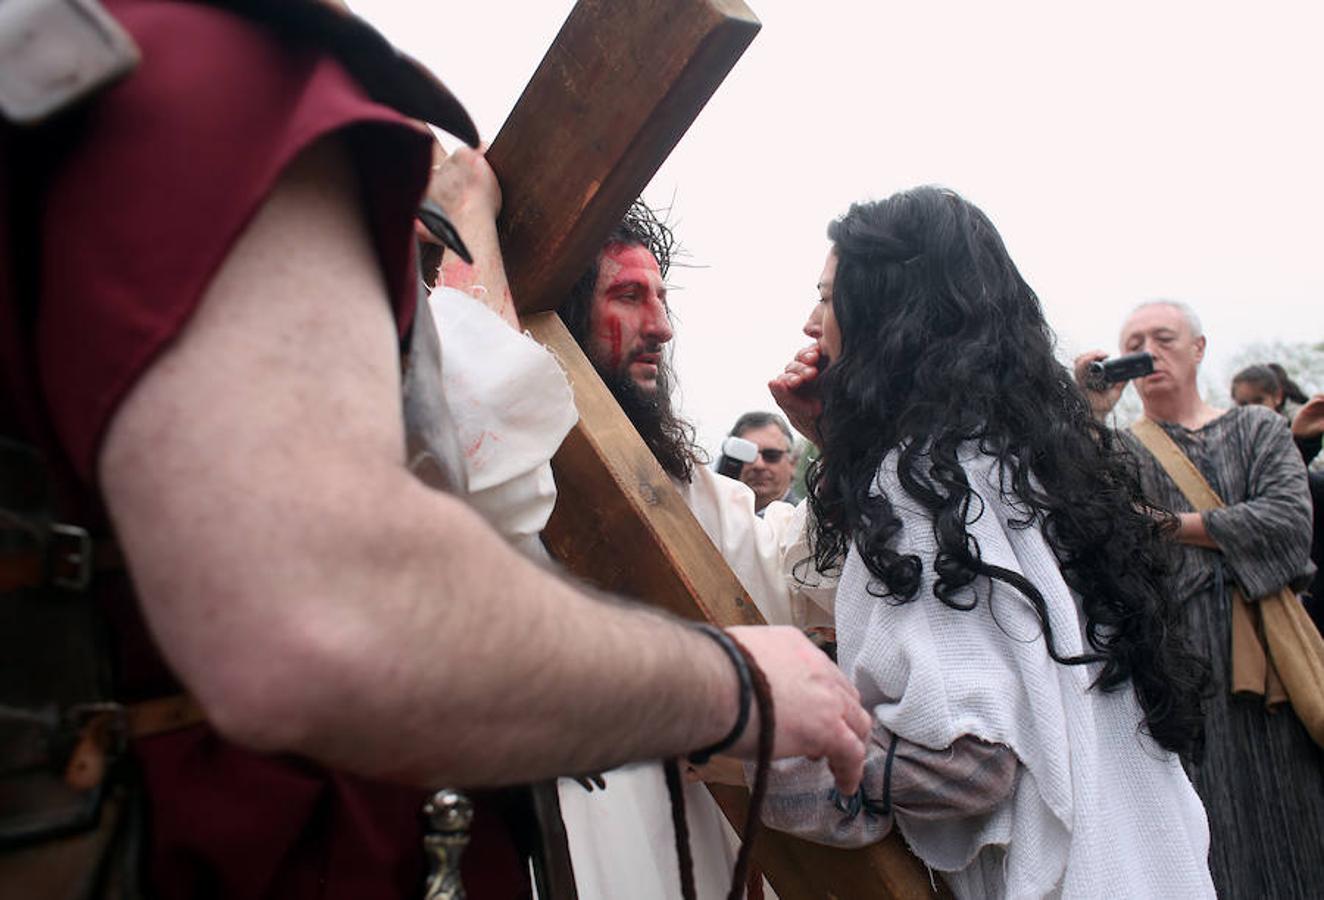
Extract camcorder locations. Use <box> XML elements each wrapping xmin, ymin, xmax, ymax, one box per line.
<box><xmin>1087</xmin><ymin>351</ymin><xmax>1154</xmax><ymax>386</ymax></box>
<box><xmin>716</xmin><ymin>435</ymin><xmax>758</xmax><ymax>478</ymax></box>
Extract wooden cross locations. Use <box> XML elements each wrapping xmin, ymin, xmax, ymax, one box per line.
<box><xmin>482</xmin><ymin>1</ymin><xmax>943</xmax><ymax>897</ymax></box>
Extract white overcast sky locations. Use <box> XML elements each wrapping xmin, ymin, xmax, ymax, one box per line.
<box><xmin>357</xmin><ymin>0</ymin><xmax>1324</xmax><ymax>455</ymax></box>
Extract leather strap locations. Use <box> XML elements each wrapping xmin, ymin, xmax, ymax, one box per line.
<box><xmin>0</xmin><ymin>535</ymin><xmax>124</xmax><ymax>593</ymax></box>
<box><xmin>61</xmin><ymin>694</ymin><xmax>206</xmax><ymax>793</ymax></box>
<box><xmin>1129</xmin><ymin>417</ymin><xmax>1224</xmax><ymax>512</ymax></box>
<box><xmin>126</xmin><ymin>694</ymin><xmax>206</xmax><ymax>740</ymax></box>
<box><xmin>0</xmin><ymin>552</ymin><xmax>41</xmax><ymax>594</ymax></box>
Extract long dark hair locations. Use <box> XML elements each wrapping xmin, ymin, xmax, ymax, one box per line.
<box><xmin>560</xmin><ymin>200</ymin><xmax>702</xmax><ymax>482</ymax></box>
<box><xmin>1232</xmin><ymin>363</ymin><xmax>1308</xmax><ymax>413</ymax></box>
<box><xmin>806</xmin><ymin>187</ymin><xmax>1207</xmax><ymax>758</ymax></box>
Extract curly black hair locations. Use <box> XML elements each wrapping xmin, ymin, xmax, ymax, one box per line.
<box><xmin>806</xmin><ymin>187</ymin><xmax>1208</xmax><ymax>759</ymax></box>
<box><xmin>559</xmin><ymin>199</ymin><xmax>702</xmax><ymax>482</ymax></box>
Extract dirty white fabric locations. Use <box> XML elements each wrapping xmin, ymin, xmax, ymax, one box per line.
<box><xmin>428</xmin><ymin>287</ymin><xmax>576</xmax><ymax>559</ymax></box>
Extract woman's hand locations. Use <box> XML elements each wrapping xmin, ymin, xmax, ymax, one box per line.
<box><xmin>770</xmin><ymin>343</ymin><xmax>825</xmax><ymax>447</ymax></box>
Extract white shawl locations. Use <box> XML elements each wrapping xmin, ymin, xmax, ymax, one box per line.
<box><xmin>834</xmin><ymin>446</ymin><xmax>1213</xmax><ymax>898</ymax></box>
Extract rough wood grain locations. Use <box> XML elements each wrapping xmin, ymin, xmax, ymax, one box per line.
<box><xmin>487</xmin><ymin>0</ymin><xmax>760</xmax><ymax>315</ymax></box>
<box><xmin>525</xmin><ymin>313</ymin><xmax>762</xmax><ymax>627</ymax></box>
<box><xmin>524</xmin><ymin>313</ymin><xmax>947</xmax><ymax>900</ymax></box>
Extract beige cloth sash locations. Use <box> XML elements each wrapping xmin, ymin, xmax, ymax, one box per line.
<box><xmin>1131</xmin><ymin>417</ymin><xmax>1324</xmax><ymax>747</ymax></box>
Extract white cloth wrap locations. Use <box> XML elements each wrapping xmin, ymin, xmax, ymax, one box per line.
<box><xmin>834</xmin><ymin>446</ymin><xmax>1213</xmax><ymax>898</ymax></box>
<box><xmin>428</xmin><ymin>287</ymin><xmax>577</xmax><ymax>557</ymax></box>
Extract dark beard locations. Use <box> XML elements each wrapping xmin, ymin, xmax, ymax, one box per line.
<box><xmin>597</xmin><ymin>363</ymin><xmax>701</xmax><ymax>483</ymax></box>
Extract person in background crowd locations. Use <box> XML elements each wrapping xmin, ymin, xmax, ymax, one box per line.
<box><xmin>1231</xmin><ymin>361</ymin><xmax>1307</xmax><ymax>414</ymax></box>
<box><xmin>1230</xmin><ymin>362</ymin><xmax>1324</xmax><ymax>630</ymax></box>
<box><xmin>1078</xmin><ymin>303</ymin><xmax>1321</xmax><ymax>898</ymax></box>
<box><xmin>1231</xmin><ymin>362</ymin><xmax>1321</xmax><ymax>461</ymax></box>
<box><xmin>729</xmin><ymin>411</ymin><xmax>801</xmax><ymax>513</ymax></box>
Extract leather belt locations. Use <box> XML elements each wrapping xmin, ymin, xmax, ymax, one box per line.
<box><xmin>126</xmin><ymin>694</ymin><xmax>207</xmax><ymax>739</ymax></box>
<box><xmin>0</xmin><ymin>529</ymin><xmax>123</xmax><ymax>593</ymax></box>
<box><xmin>64</xmin><ymin>695</ymin><xmax>207</xmax><ymax>791</ymax></box>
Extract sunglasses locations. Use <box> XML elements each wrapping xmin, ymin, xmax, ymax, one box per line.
<box><xmin>754</xmin><ymin>448</ymin><xmax>788</xmax><ymax>464</ymax></box>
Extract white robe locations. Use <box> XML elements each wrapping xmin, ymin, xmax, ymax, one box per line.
<box><xmin>430</xmin><ymin>288</ymin><xmax>823</xmax><ymax>899</ymax></box>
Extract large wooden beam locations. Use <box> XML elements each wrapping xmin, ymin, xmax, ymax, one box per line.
<box><xmin>524</xmin><ymin>313</ymin><xmax>947</xmax><ymax>900</ymax></box>
<box><xmin>487</xmin><ymin>0</ymin><xmax>760</xmax><ymax>315</ymax></box>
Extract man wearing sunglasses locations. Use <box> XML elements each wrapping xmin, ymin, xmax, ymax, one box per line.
<box><xmin>730</xmin><ymin>411</ymin><xmax>801</xmax><ymax>514</ymax></box>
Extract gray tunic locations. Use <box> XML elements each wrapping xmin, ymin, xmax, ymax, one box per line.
<box><xmin>1121</xmin><ymin>404</ymin><xmax>1322</xmax><ymax>899</ymax></box>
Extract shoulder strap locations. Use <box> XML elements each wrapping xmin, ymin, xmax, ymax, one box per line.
<box><xmin>1129</xmin><ymin>417</ymin><xmax>1226</xmax><ymax>512</ymax></box>
<box><xmin>1130</xmin><ymin>416</ymin><xmax>1287</xmax><ymax>700</ymax></box>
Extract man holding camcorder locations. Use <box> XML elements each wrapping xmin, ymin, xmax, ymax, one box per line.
<box><xmin>1074</xmin><ymin>299</ymin><xmax>1321</xmax><ymax>900</ymax></box>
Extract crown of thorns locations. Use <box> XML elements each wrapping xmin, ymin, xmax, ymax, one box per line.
<box><xmin>614</xmin><ymin>199</ymin><xmax>679</xmax><ymax>280</ymax></box>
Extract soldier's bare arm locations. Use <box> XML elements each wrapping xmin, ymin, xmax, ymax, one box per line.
<box><xmin>98</xmin><ymin>134</ymin><xmax>868</xmax><ymax>791</ymax></box>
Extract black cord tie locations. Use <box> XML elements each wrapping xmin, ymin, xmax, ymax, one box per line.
<box><xmin>665</xmin><ymin>627</ymin><xmax>774</xmax><ymax>900</ymax></box>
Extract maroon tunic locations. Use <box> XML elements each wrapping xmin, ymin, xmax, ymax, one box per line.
<box><xmin>1</xmin><ymin>1</ymin><xmax>528</xmax><ymax>896</ymax></box>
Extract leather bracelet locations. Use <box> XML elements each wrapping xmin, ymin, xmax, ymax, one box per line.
<box><xmin>687</xmin><ymin>624</ymin><xmax>753</xmax><ymax>765</ymax></box>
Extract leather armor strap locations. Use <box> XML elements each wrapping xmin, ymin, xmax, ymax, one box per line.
<box><xmin>0</xmin><ymin>535</ymin><xmax>123</xmax><ymax>594</ymax></box>
<box><xmin>62</xmin><ymin>695</ymin><xmax>206</xmax><ymax>793</ymax></box>
<box><xmin>126</xmin><ymin>694</ymin><xmax>206</xmax><ymax>739</ymax></box>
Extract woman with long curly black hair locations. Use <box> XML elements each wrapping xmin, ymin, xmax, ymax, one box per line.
<box><xmin>759</xmin><ymin>187</ymin><xmax>1214</xmax><ymax>897</ymax></box>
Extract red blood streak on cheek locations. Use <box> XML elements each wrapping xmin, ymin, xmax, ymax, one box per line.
<box><xmin>606</xmin><ymin>316</ymin><xmax>623</xmax><ymax>370</ymax></box>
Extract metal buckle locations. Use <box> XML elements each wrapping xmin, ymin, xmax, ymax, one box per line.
<box><xmin>0</xmin><ymin>0</ymin><xmax>140</xmax><ymax>126</ymax></box>
<box><xmin>66</xmin><ymin>701</ymin><xmax>128</xmax><ymax>757</ymax></box>
<box><xmin>48</xmin><ymin>522</ymin><xmax>91</xmax><ymax>591</ymax></box>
